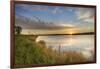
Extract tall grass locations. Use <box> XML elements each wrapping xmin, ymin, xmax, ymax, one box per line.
<box><xmin>15</xmin><ymin>35</ymin><xmax>88</xmax><ymax>66</ymax></box>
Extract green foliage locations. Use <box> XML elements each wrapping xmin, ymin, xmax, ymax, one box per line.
<box><xmin>15</xmin><ymin>26</ymin><xmax>22</xmax><ymax>35</ymax></box>
<box><xmin>15</xmin><ymin>35</ymin><xmax>88</xmax><ymax>66</ymax></box>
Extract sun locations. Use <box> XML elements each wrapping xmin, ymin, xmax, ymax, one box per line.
<box><xmin>69</xmin><ymin>31</ymin><xmax>74</xmax><ymax>35</ymax></box>
<box><xmin>67</xmin><ymin>29</ymin><xmax>78</xmax><ymax>35</ymax></box>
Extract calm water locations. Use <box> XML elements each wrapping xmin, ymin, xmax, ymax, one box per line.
<box><xmin>36</xmin><ymin>35</ymin><xmax>94</xmax><ymax>59</ymax></box>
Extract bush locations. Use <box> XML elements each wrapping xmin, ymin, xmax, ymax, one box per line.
<box><xmin>15</xmin><ymin>35</ymin><xmax>57</xmax><ymax>65</ymax></box>
<box><xmin>15</xmin><ymin>35</ymin><xmax>88</xmax><ymax>66</ymax></box>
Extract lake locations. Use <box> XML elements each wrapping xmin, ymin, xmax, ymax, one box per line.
<box><xmin>36</xmin><ymin>35</ymin><xmax>94</xmax><ymax>59</ymax></box>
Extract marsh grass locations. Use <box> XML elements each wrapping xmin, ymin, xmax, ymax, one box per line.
<box><xmin>15</xmin><ymin>35</ymin><xmax>89</xmax><ymax>66</ymax></box>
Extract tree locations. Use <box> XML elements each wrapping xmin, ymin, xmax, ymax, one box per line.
<box><xmin>15</xmin><ymin>26</ymin><xmax>22</xmax><ymax>35</ymax></box>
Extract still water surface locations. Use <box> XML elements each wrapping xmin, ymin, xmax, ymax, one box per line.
<box><xmin>36</xmin><ymin>35</ymin><xmax>94</xmax><ymax>59</ymax></box>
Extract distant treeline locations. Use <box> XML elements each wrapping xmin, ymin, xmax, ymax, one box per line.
<box><xmin>21</xmin><ymin>32</ymin><xmax>94</xmax><ymax>36</ymax></box>
<box><xmin>70</xmin><ymin>32</ymin><xmax>95</xmax><ymax>35</ymax></box>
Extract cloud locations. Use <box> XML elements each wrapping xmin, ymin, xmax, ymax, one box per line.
<box><xmin>75</xmin><ymin>8</ymin><xmax>95</xmax><ymax>23</ymax></box>
<box><xmin>15</xmin><ymin>14</ymin><xmax>74</xmax><ymax>30</ymax></box>
<box><xmin>32</xmin><ymin>6</ymin><xmax>63</xmax><ymax>14</ymax></box>
<box><xmin>16</xmin><ymin>4</ymin><xmax>63</xmax><ymax>14</ymax></box>
<box><xmin>51</xmin><ymin>7</ymin><xmax>63</xmax><ymax>14</ymax></box>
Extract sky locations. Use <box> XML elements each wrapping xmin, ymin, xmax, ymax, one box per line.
<box><xmin>15</xmin><ymin>4</ymin><xmax>95</xmax><ymax>34</ymax></box>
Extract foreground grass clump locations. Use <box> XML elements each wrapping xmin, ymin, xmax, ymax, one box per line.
<box><xmin>15</xmin><ymin>35</ymin><xmax>88</xmax><ymax>66</ymax></box>
<box><xmin>15</xmin><ymin>35</ymin><xmax>57</xmax><ymax>65</ymax></box>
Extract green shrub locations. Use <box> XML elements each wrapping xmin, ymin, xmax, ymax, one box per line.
<box><xmin>15</xmin><ymin>35</ymin><xmax>88</xmax><ymax>66</ymax></box>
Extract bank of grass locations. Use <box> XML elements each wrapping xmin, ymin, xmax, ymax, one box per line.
<box><xmin>15</xmin><ymin>35</ymin><xmax>88</xmax><ymax>66</ymax></box>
